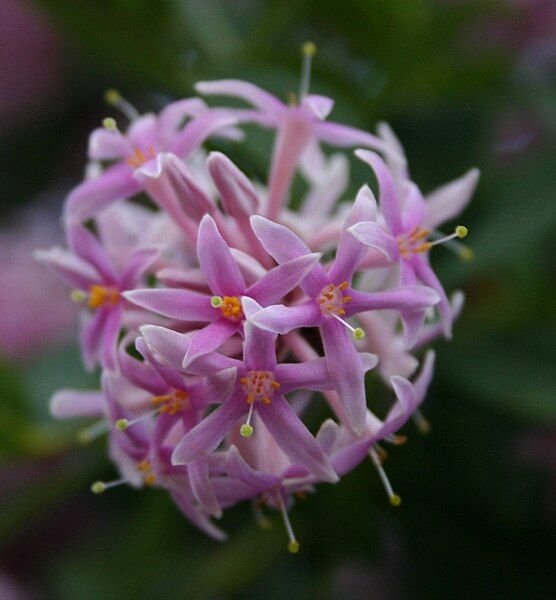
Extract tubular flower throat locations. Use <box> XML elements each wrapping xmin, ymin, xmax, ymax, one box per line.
<box><xmin>397</xmin><ymin>227</ymin><xmax>431</xmax><ymax>258</ymax></box>
<box><xmin>317</xmin><ymin>281</ymin><xmax>352</xmax><ymax>317</ymax></box>
<box><xmin>88</xmin><ymin>284</ymin><xmax>120</xmax><ymax>309</ymax></box>
<box><xmin>152</xmin><ymin>390</ymin><xmax>190</xmax><ymax>415</ymax></box>
<box><xmin>241</xmin><ymin>371</ymin><xmax>281</xmax><ymax>405</ymax></box>
<box><xmin>127</xmin><ymin>146</ymin><xmax>156</xmax><ymax>169</ymax></box>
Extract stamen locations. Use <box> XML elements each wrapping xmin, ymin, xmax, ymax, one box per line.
<box><xmin>331</xmin><ymin>313</ymin><xmax>365</xmax><ymax>340</ymax></box>
<box><xmin>369</xmin><ymin>448</ymin><xmax>401</xmax><ymax>507</ymax></box>
<box><xmin>299</xmin><ymin>41</ymin><xmax>317</xmax><ymax>99</ymax></box>
<box><xmin>104</xmin><ymin>88</ymin><xmax>141</xmax><ymax>122</ymax></box>
<box><xmin>88</xmin><ymin>284</ymin><xmax>119</xmax><ymax>309</ymax></box>
<box><xmin>77</xmin><ymin>418</ymin><xmax>110</xmax><ymax>444</ymax></box>
<box><xmin>276</xmin><ymin>492</ymin><xmax>300</xmax><ymax>554</ymax></box>
<box><xmin>91</xmin><ymin>478</ymin><xmax>127</xmax><ymax>494</ymax></box>
<box><xmin>429</xmin><ymin>225</ymin><xmax>468</xmax><ymax>247</ymax></box>
<box><xmin>240</xmin><ymin>401</ymin><xmax>255</xmax><ymax>438</ymax></box>
<box><xmin>102</xmin><ymin>117</ymin><xmax>117</xmax><ymax>131</ymax></box>
<box><xmin>412</xmin><ymin>409</ymin><xmax>431</xmax><ymax>435</ymax></box>
<box><xmin>384</xmin><ymin>433</ymin><xmax>407</xmax><ymax>446</ymax></box>
<box><xmin>218</xmin><ymin>296</ymin><xmax>244</xmax><ymax>321</ymax></box>
<box><xmin>116</xmin><ymin>408</ymin><xmax>159</xmax><ymax>431</ymax></box>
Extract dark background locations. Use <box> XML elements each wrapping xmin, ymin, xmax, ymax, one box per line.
<box><xmin>0</xmin><ymin>1</ymin><xmax>555</xmax><ymax>598</ymax></box>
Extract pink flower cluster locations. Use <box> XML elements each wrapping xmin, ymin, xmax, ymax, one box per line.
<box><xmin>38</xmin><ymin>52</ymin><xmax>478</xmax><ymax>551</ymax></box>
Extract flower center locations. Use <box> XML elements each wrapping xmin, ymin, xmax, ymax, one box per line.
<box><xmin>88</xmin><ymin>284</ymin><xmax>120</xmax><ymax>309</ymax></box>
<box><xmin>151</xmin><ymin>390</ymin><xmax>190</xmax><ymax>415</ymax></box>
<box><xmin>317</xmin><ymin>281</ymin><xmax>351</xmax><ymax>317</ymax></box>
<box><xmin>219</xmin><ymin>296</ymin><xmax>244</xmax><ymax>321</ymax></box>
<box><xmin>127</xmin><ymin>145</ymin><xmax>156</xmax><ymax>169</ymax></box>
<box><xmin>240</xmin><ymin>371</ymin><xmax>281</xmax><ymax>405</ymax></box>
<box><xmin>137</xmin><ymin>460</ymin><xmax>155</xmax><ymax>486</ymax></box>
<box><xmin>397</xmin><ymin>227</ymin><xmax>431</xmax><ymax>258</ymax></box>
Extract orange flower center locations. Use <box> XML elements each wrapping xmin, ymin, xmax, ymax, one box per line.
<box><xmin>88</xmin><ymin>284</ymin><xmax>120</xmax><ymax>309</ymax></box>
<box><xmin>240</xmin><ymin>371</ymin><xmax>281</xmax><ymax>405</ymax></box>
<box><xmin>151</xmin><ymin>390</ymin><xmax>190</xmax><ymax>415</ymax></box>
<box><xmin>397</xmin><ymin>227</ymin><xmax>431</xmax><ymax>258</ymax></box>
<box><xmin>317</xmin><ymin>281</ymin><xmax>351</xmax><ymax>317</ymax></box>
<box><xmin>219</xmin><ymin>296</ymin><xmax>244</xmax><ymax>321</ymax></box>
<box><xmin>127</xmin><ymin>146</ymin><xmax>156</xmax><ymax>169</ymax></box>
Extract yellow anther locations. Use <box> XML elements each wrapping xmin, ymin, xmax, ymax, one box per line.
<box><xmin>456</xmin><ymin>225</ymin><xmax>468</xmax><ymax>238</ymax></box>
<box><xmin>102</xmin><ymin>117</ymin><xmax>117</xmax><ymax>130</ymax></box>
<box><xmin>91</xmin><ymin>481</ymin><xmax>106</xmax><ymax>494</ymax></box>
<box><xmin>145</xmin><ymin>474</ymin><xmax>156</xmax><ymax>486</ymax></box>
<box><xmin>115</xmin><ymin>419</ymin><xmax>129</xmax><ymax>431</ymax></box>
<box><xmin>240</xmin><ymin>424</ymin><xmax>254</xmax><ymax>438</ymax></box>
<box><xmin>70</xmin><ymin>289</ymin><xmax>86</xmax><ymax>303</ymax></box>
<box><xmin>104</xmin><ymin>88</ymin><xmax>122</xmax><ymax>106</ymax></box>
<box><xmin>302</xmin><ymin>41</ymin><xmax>316</xmax><ymax>57</ymax></box>
<box><xmin>390</xmin><ymin>494</ymin><xmax>402</xmax><ymax>507</ymax></box>
<box><xmin>88</xmin><ymin>284</ymin><xmax>119</xmax><ymax>309</ymax></box>
<box><xmin>219</xmin><ymin>296</ymin><xmax>244</xmax><ymax>322</ymax></box>
<box><xmin>211</xmin><ymin>295</ymin><xmax>223</xmax><ymax>308</ymax></box>
<box><xmin>288</xmin><ymin>540</ymin><xmax>300</xmax><ymax>554</ymax></box>
<box><xmin>353</xmin><ymin>327</ymin><xmax>365</xmax><ymax>340</ymax></box>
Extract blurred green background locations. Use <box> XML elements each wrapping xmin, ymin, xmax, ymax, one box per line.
<box><xmin>1</xmin><ymin>0</ymin><xmax>555</xmax><ymax>598</ymax></box>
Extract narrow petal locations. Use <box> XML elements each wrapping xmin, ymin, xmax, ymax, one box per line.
<box><xmin>195</xmin><ymin>79</ymin><xmax>285</xmax><ymax>113</ymax></box>
<box><xmin>315</xmin><ymin>121</ymin><xmax>387</xmax><ymax>152</ymax></box>
<box><xmin>118</xmin><ymin>336</ymin><xmax>168</xmax><ymax>395</ymax></box>
<box><xmin>172</xmin><ymin>394</ymin><xmax>246</xmax><ymax>464</ymax></box>
<box><xmin>348</xmin><ymin>221</ymin><xmax>399</xmax><ymax>262</ymax></box>
<box><xmin>140</xmin><ymin>325</ymin><xmax>191</xmax><ymax>371</ymax></box>
<box><xmin>242</xmin><ymin>298</ymin><xmax>278</xmax><ymax>372</ymax></box>
<box><xmin>320</xmin><ymin>319</ymin><xmax>367</xmax><ymax>434</ymax></box>
<box><xmin>247</xmin><ymin>253</ymin><xmax>322</xmax><ymax>306</ymax></box>
<box><xmin>412</xmin><ymin>256</ymin><xmax>452</xmax><ymax>338</ymax></box>
<box><xmin>67</xmin><ymin>224</ymin><xmax>119</xmax><ymax>284</ymax></box>
<box><xmin>64</xmin><ymin>164</ymin><xmax>141</xmax><ymax>223</ymax></box>
<box><xmin>188</xmin><ymin>458</ymin><xmax>222</xmax><ymax>518</ymax></box>
<box><xmin>207</xmin><ymin>152</ymin><xmax>259</xmax><ymax>219</ymax></box>
<box><xmin>118</xmin><ymin>247</ymin><xmax>160</xmax><ymax>290</ymax></box>
<box><xmin>346</xmin><ymin>285</ymin><xmax>440</xmax><ymax>316</ymax></box>
<box><xmin>301</xmin><ymin>95</ymin><xmax>334</xmax><ymax>120</ymax></box>
<box><xmin>100</xmin><ymin>306</ymin><xmax>122</xmax><ymax>370</ymax></box>
<box><xmin>124</xmin><ymin>288</ymin><xmax>214</xmax><ymax>321</ymax></box>
<box><xmin>257</xmin><ymin>395</ymin><xmax>338</xmax><ymax>482</ymax></box>
<box><xmin>249</xmin><ymin>302</ymin><xmax>322</xmax><ymax>334</ymax></box>
<box><xmin>275</xmin><ymin>358</ymin><xmax>335</xmax><ymax>394</ymax></box>
<box><xmin>88</xmin><ymin>128</ymin><xmax>130</xmax><ymax>161</ymax></box>
<box><xmin>158</xmin><ymin>97</ymin><xmax>208</xmax><ymax>146</ymax></box>
<box><xmin>170</xmin><ymin>490</ymin><xmax>227</xmax><ymax>541</ymax></box>
<box><xmin>416</xmin><ymin>291</ymin><xmax>465</xmax><ymax>348</ymax></box>
<box><xmin>399</xmin><ymin>260</ymin><xmax>427</xmax><ymax>349</ymax></box>
<box><xmin>355</xmin><ymin>149</ymin><xmax>404</xmax><ymax>235</ymax></box>
<box><xmin>34</xmin><ymin>247</ymin><xmax>99</xmax><ymax>291</ymax></box>
<box><xmin>424</xmin><ymin>168</ymin><xmax>479</xmax><ymax>230</ymax></box>
<box><xmin>80</xmin><ymin>309</ymin><xmax>109</xmax><ymax>372</ymax></box>
<box><xmin>50</xmin><ymin>389</ymin><xmax>105</xmax><ymax>419</ymax></box>
<box><xmin>401</xmin><ymin>181</ymin><xmax>426</xmax><ymax>232</ymax></box>
<box><xmin>329</xmin><ymin>185</ymin><xmax>380</xmax><ymax>282</ymax></box>
<box><xmin>182</xmin><ymin>319</ymin><xmax>239</xmax><ymax>369</ymax></box>
<box><xmin>197</xmin><ymin>215</ymin><xmax>245</xmax><ymax>296</ymax></box>
<box><xmin>413</xmin><ymin>350</ymin><xmax>435</xmax><ymax>401</ymax></box>
<box><xmin>250</xmin><ymin>216</ymin><xmax>328</xmax><ymax>296</ymax></box>
<box><xmin>226</xmin><ymin>446</ymin><xmax>280</xmax><ymax>491</ymax></box>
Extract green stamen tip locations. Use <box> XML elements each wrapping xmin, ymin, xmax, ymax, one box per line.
<box><xmin>353</xmin><ymin>327</ymin><xmax>365</xmax><ymax>340</ymax></box>
<box><xmin>302</xmin><ymin>41</ymin><xmax>316</xmax><ymax>57</ymax></box>
<box><xmin>115</xmin><ymin>419</ymin><xmax>129</xmax><ymax>431</ymax></box>
<box><xmin>455</xmin><ymin>225</ymin><xmax>468</xmax><ymax>239</ymax></box>
<box><xmin>288</xmin><ymin>540</ymin><xmax>300</xmax><ymax>554</ymax></box>
<box><xmin>104</xmin><ymin>88</ymin><xmax>121</xmax><ymax>105</ymax></box>
<box><xmin>390</xmin><ymin>494</ymin><xmax>402</xmax><ymax>507</ymax></box>
<box><xmin>240</xmin><ymin>424</ymin><xmax>254</xmax><ymax>438</ymax></box>
<box><xmin>70</xmin><ymin>289</ymin><xmax>86</xmax><ymax>302</ymax></box>
<box><xmin>102</xmin><ymin>117</ymin><xmax>117</xmax><ymax>131</ymax></box>
<box><xmin>91</xmin><ymin>481</ymin><xmax>106</xmax><ymax>494</ymax></box>
<box><xmin>211</xmin><ymin>296</ymin><xmax>223</xmax><ymax>308</ymax></box>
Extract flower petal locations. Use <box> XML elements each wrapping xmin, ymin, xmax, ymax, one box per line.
<box><xmin>257</xmin><ymin>395</ymin><xmax>338</xmax><ymax>482</ymax></box>
<box><xmin>275</xmin><ymin>358</ymin><xmax>335</xmax><ymax>394</ymax></box>
<box><xmin>348</xmin><ymin>221</ymin><xmax>399</xmax><ymax>262</ymax></box>
<box><xmin>198</xmin><ymin>215</ymin><xmax>245</xmax><ymax>296</ymax></box>
<box><xmin>242</xmin><ymin>298</ymin><xmax>278</xmax><ymax>372</ymax></box>
<box><xmin>64</xmin><ymin>164</ymin><xmax>141</xmax><ymax>223</ymax></box>
<box><xmin>250</xmin><ymin>216</ymin><xmax>328</xmax><ymax>296</ymax></box>
<box><xmin>118</xmin><ymin>247</ymin><xmax>160</xmax><ymax>290</ymax></box>
<box><xmin>188</xmin><ymin>458</ymin><xmax>222</xmax><ymax>518</ymax></box>
<box><xmin>195</xmin><ymin>79</ymin><xmax>285</xmax><ymax>113</ymax></box>
<box><xmin>182</xmin><ymin>318</ymin><xmax>239</xmax><ymax>369</ymax></box>
<box><xmin>226</xmin><ymin>445</ymin><xmax>281</xmax><ymax>491</ymax></box>
<box><xmin>50</xmin><ymin>389</ymin><xmax>105</xmax><ymax>419</ymax></box>
<box><xmin>320</xmin><ymin>319</ymin><xmax>368</xmax><ymax>434</ymax></box>
<box><xmin>315</xmin><ymin>122</ymin><xmax>386</xmax><ymax>152</ymax></box>
<box><xmin>67</xmin><ymin>224</ymin><xmax>119</xmax><ymax>284</ymax></box>
<box><xmin>172</xmin><ymin>394</ymin><xmax>246</xmax><ymax>464</ymax></box>
<box><xmin>412</xmin><ymin>256</ymin><xmax>452</xmax><ymax>338</ymax></box>
<box><xmin>249</xmin><ymin>302</ymin><xmax>322</xmax><ymax>334</ymax></box>
<box><xmin>346</xmin><ymin>285</ymin><xmax>440</xmax><ymax>316</ymax></box>
<box><xmin>355</xmin><ymin>149</ymin><xmax>404</xmax><ymax>235</ymax></box>
<box><xmin>34</xmin><ymin>247</ymin><xmax>100</xmax><ymax>291</ymax></box>
<box><xmin>123</xmin><ymin>288</ymin><xmax>214</xmax><ymax>321</ymax></box>
<box><xmin>88</xmin><ymin>128</ymin><xmax>130</xmax><ymax>161</ymax></box>
<box><xmin>247</xmin><ymin>253</ymin><xmax>322</xmax><ymax>306</ymax></box>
